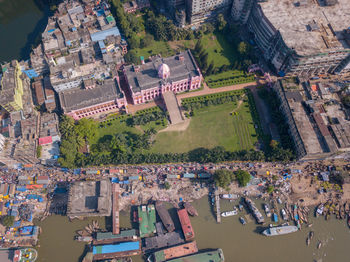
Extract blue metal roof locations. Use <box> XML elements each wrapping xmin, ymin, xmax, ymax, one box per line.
<box><xmin>22</xmin><ymin>69</ymin><xmax>39</xmax><ymax>79</ymax></box>
<box><xmin>90</xmin><ymin>26</ymin><xmax>120</xmax><ymax>42</ymax></box>
<box><xmin>93</xmin><ymin>241</ymin><xmax>139</xmax><ymax>255</ymax></box>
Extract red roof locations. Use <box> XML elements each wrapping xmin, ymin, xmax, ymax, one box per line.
<box><xmin>177</xmin><ymin>208</ymin><xmax>195</xmax><ymax>241</ymax></box>
<box><xmin>37</xmin><ymin>175</ymin><xmax>49</xmax><ymax>180</ymax></box>
<box><xmin>39</xmin><ymin>136</ymin><xmax>52</xmax><ymax>145</ymax></box>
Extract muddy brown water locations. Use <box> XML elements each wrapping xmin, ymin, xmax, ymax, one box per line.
<box><xmin>35</xmin><ymin>197</ymin><xmax>350</xmax><ymax>262</ymax></box>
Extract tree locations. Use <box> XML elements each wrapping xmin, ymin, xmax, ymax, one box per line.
<box><xmin>267</xmin><ymin>185</ymin><xmax>274</xmax><ymax>194</ymax></box>
<box><xmin>75</xmin><ymin>118</ymin><xmax>97</xmax><ymax>144</ymax></box>
<box><xmin>128</xmin><ymin>34</ymin><xmax>140</xmax><ymax>49</ymax></box>
<box><xmin>238</xmin><ymin>41</ymin><xmax>248</xmax><ymax>55</ymax></box>
<box><xmin>194</xmin><ymin>39</ymin><xmax>203</xmax><ymax>55</ymax></box>
<box><xmin>205</xmin><ymin>23</ymin><xmax>215</xmax><ymax>34</ymax></box>
<box><xmin>36</xmin><ymin>145</ymin><xmax>42</xmax><ymax>158</ymax></box>
<box><xmin>206</xmin><ymin>61</ymin><xmax>215</xmax><ymax>76</ymax></box>
<box><xmin>164</xmin><ymin>182</ymin><xmax>171</xmax><ymax>190</ymax></box>
<box><xmin>124</xmin><ymin>51</ymin><xmax>139</xmax><ymax>64</ymax></box>
<box><xmin>342</xmin><ymin>95</ymin><xmax>350</xmax><ymax>108</ymax></box>
<box><xmin>235</xmin><ymin>169</ymin><xmax>251</xmax><ymax>187</ymax></box>
<box><xmin>214</xmin><ymin>169</ymin><xmax>235</xmax><ymax>189</ymax></box>
<box><xmin>59</xmin><ymin>115</ymin><xmax>76</xmax><ymax>139</ymax></box>
<box><xmin>140</xmin><ymin>34</ymin><xmax>154</xmax><ymax>48</ymax></box>
<box><xmin>216</xmin><ymin>14</ymin><xmax>227</xmax><ymax>31</ymax></box>
<box><xmin>1</xmin><ymin>215</ymin><xmax>14</xmax><ymax>228</ymax></box>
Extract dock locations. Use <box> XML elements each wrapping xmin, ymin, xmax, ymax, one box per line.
<box><xmin>215</xmin><ymin>191</ymin><xmax>221</xmax><ymax>223</ymax></box>
<box><xmin>112</xmin><ymin>183</ymin><xmax>120</xmax><ymax>235</ymax></box>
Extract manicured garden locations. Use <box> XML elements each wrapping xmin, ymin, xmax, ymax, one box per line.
<box><xmin>151</xmin><ymin>90</ymin><xmax>259</xmax><ymax>153</ymax></box>
<box><xmin>206</xmin><ymin>71</ymin><xmax>256</xmax><ymax>88</ymax></box>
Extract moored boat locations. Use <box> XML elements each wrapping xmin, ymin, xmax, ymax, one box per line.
<box><xmin>221</xmin><ymin>210</ymin><xmax>238</xmax><ymax>217</ymax></box>
<box><xmin>263</xmin><ymin>204</ymin><xmax>272</xmax><ymax>217</ymax></box>
<box><xmin>273</xmin><ymin>213</ymin><xmax>278</xmax><ymax>222</ymax></box>
<box><xmin>245</xmin><ymin>198</ymin><xmax>264</xmax><ymax>224</ymax></box>
<box><xmin>239</xmin><ymin>217</ymin><xmax>246</xmax><ymax>225</ymax></box>
<box><xmin>281</xmin><ymin>209</ymin><xmax>288</xmax><ymax>221</ymax></box>
<box><xmin>347</xmin><ymin>215</ymin><xmax>350</xmax><ymax>228</ymax></box>
<box><xmin>316</xmin><ymin>204</ymin><xmax>324</xmax><ymax>217</ymax></box>
<box><xmin>220</xmin><ymin>194</ymin><xmax>238</xmax><ymax>200</ymax></box>
<box><xmin>262</xmin><ymin>225</ymin><xmax>298</xmax><ymax>236</ymax></box>
<box><xmin>184</xmin><ymin>202</ymin><xmax>198</xmax><ymax>216</ymax></box>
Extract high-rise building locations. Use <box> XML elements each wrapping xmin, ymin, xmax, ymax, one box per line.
<box><xmin>0</xmin><ymin>61</ymin><xmax>24</xmax><ymax>113</ymax></box>
<box><xmin>231</xmin><ymin>0</ymin><xmax>350</xmax><ymax>77</ymax></box>
<box><xmin>186</xmin><ymin>0</ymin><xmax>233</xmax><ymax>25</ymax></box>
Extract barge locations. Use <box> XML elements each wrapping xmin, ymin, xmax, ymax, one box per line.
<box><xmin>148</xmin><ymin>241</ymin><xmax>198</xmax><ymax>262</ymax></box>
<box><xmin>92</xmin><ymin>241</ymin><xmax>141</xmax><ymax>260</ymax></box>
<box><xmin>177</xmin><ymin>208</ymin><xmax>195</xmax><ymax>241</ymax></box>
<box><xmin>93</xmin><ymin>230</ymin><xmax>138</xmax><ymax>245</ymax></box>
<box><xmin>166</xmin><ymin>249</ymin><xmax>225</xmax><ymax>262</ymax></box>
<box><xmin>138</xmin><ymin>205</ymin><xmax>156</xmax><ymax>238</ymax></box>
<box><xmin>262</xmin><ymin>225</ymin><xmax>298</xmax><ymax>236</ymax></box>
<box><xmin>183</xmin><ymin>202</ymin><xmax>198</xmax><ymax>216</ymax></box>
<box><xmin>244</xmin><ymin>198</ymin><xmax>265</xmax><ymax>224</ymax></box>
<box><xmin>155</xmin><ymin>201</ymin><xmax>175</xmax><ymax>233</ymax></box>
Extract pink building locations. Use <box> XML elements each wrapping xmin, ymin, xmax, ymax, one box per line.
<box><xmin>59</xmin><ymin>77</ymin><xmax>127</xmax><ymax>120</ymax></box>
<box><xmin>123</xmin><ymin>50</ymin><xmax>202</xmax><ymax>105</ymax></box>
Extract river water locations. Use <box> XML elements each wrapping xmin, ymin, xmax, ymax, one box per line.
<box><xmin>0</xmin><ymin>0</ymin><xmax>49</xmax><ymax>62</ymax></box>
<box><xmin>35</xmin><ymin>197</ymin><xmax>350</xmax><ymax>262</ymax></box>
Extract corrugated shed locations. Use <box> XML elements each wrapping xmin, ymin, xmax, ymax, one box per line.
<box><xmin>39</xmin><ymin>136</ymin><xmax>53</xmax><ymax>145</ymax></box>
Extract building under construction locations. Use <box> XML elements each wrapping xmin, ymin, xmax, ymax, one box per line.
<box><xmin>231</xmin><ymin>0</ymin><xmax>350</xmax><ymax>77</ymax></box>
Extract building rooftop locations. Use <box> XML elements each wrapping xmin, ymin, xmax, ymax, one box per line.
<box><xmin>124</xmin><ymin>50</ymin><xmax>200</xmax><ymax>93</ymax></box>
<box><xmin>59</xmin><ymin>79</ymin><xmax>123</xmax><ymax>112</ymax></box>
<box><xmin>67</xmin><ymin>180</ymin><xmax>112</xmax><ymax>217</ymax></box>
<box><xmin>259</xmin><ymin>0</ymin><xmax>350</xmax><ymax>56</ymax></box>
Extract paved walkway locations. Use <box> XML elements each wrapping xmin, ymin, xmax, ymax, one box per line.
<box><xmin>163</xmin><ymin>91</ymin><xmax>184</xmax><ymax>124</ymax></box>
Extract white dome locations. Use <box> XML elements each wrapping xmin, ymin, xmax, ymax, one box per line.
<box><xmin>158</xmin><ymin>63</ymin><xmax>170</xmax><ymax>79</ymax></box>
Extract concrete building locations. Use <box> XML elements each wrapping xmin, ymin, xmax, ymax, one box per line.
<box><xmin>0</xmin><ymin>61</ymin><xmax>24</xmax><ymax>113</ymax></box>
<box><xmin>67</xmin><ymin>180</ymin><xmax>112</xmax><ymax>217</ymax></box>
<box><xmin>123</xmin><ymin>50</ymin><xmax>202</xmax><ymax>105</ymax></box>
<box><xmin>186</xmin><ymin>0</ymin><xmax>233</xmax><ymax>25</ymax></box>
<box><xmin>231</xmin><ymin>0</ymin><xmax>350</xmax><ymax>77</ymax></box>
<box><xmin>273</xmin><ymin>79</ymin><xmax>350</xmax><ymax>160</ymax></box>
<box><xmin>59</xmin><ymin>78</ymin><xmax>127</xmax><ymax>120</ymax></box>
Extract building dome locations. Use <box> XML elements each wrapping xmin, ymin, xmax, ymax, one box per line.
<box><xmin>158</xmin><ymin>63</ymin><xmax>170</xmax><ymax>79</ymax></box>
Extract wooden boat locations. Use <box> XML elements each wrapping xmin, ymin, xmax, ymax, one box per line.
<box><xmin>317</xmin><ymin>241</ymin><xmax>322</xmax><ymax>249</ymax></box>
<box><xmin>308</xmin><ymin>231</ymin><xmax>314</xmax><ymax>240</ymax></box>
<box><xmin>184</xmin><ymin>202</ymin><xmax>199</xmax><ymax>216</ymax></box>
<box><xmin>306</xmin><ymin>236</ymin><xmax>310</xmax><ymax>246</ymax></box>
<box><xmin>347</xmin><ymin>215</ymin><xmax>350</xmax><ymax>229</ymax></box>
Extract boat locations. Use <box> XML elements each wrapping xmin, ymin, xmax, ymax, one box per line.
<box><xmin>13</xmin><ymin>248</ymin><xmax>38</xmax><ymax>262</ymax></box>
<box><xmin>148</xmin><ymin>241</ymin><xmax>198</xmax><ymax>262</ymax></box>
<box><xmin>317</xmin><ymin>241</ymin><xmax>322</xmax><ymax>249</ymax></box>
<box><xmin>308</xmin><ymin>231</ymin><xmax>314</xmax><ymax>240</ymax></box>
<box><xmin>281</xmin><ymin>209</ymin><xmax>288</xmax><ymax>221</ymax></box>
<box><xmin>220</xmin><ymin>194</ymin><xmax>238</xmax><ymax>200</ymax></box>
<box><xmin>273</xmin><ymin>213</ymin><xmax>278</xmax><ymax>222</ymax></box>
<box><xmin>178</xmin><ymin>208</ymin><xmax>195</xmax><ymax>241</ymax></box>
<box><xmin>263</xmin><ymin>204</ymin><xmax>272</xmax><ymax>217</ymax></box>
<box><xmin>221</xmin><ymin>210</ymin><xmax>238</xmax><ymax>217</ymax></box>
<box><xmin>239</xmin><ymin>217</ymin><xmax>246</xmax><ymax>225</ymax></box>
<box><xmin>238</xmin><ymin>204</ymin><xmax>244</xmax><ymax>211</ymax></box>
<box><xmin>262</xmin><ymin>225</ymin><xmax>298</xmax><ymax>236</ymax></box>
<box><xmin>347</xmin><ymin>215</ymin><xmax>350</xmax><ymax>228</ymax></box>
<box><xmin>316</xmin><ymin>204</ymin><xmax>324</xmax><ymax>217</ymax></box>
<box><xmin>160</xmin><ymin>248</ymin><xmax>225</xmax><ymax>262</ymax></box>
<box><xmin>184</xmin><ymin>202</ymin><xmax>198</xmax><ymax>216</ymax></box>
<box><xmin>75</xmin><ymin>235</ymin><xmax>93</xmax><ymax>242</ymax></box>
<box><xmin>306</xmin><ymin>236</ymin><xmax>310</xmax><ymax>246</ymax></box>
<box><xmin>245</xmin><ymin>198</ymin><xmax>265</xmax><ymax>224</ymax></box>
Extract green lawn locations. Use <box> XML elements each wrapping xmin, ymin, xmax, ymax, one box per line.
<box><xmin>200</xmin><ymin>31</ymin><xmax>239</xmax><ymax>67</ymax></box>
<box><xmin>150</xmin><ymin>101</ymin><xmax>258</xmax><ymax>153</ymax></box>
<box><xmin>133</xmin><ymin>40</ymin><xmax>175</xmax><ymax>61</ymax></box>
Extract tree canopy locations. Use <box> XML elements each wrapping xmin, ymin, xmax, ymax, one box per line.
<box><xmin>235</xmin><ymin>169</ymin><xmax>251</xmax><ymax>187</ymax></box>
<box><xmin>1</xmin><ymin>215</ymin><xmax>14</xmax><ymax>228</ymax></box>
<box><xmin>214</xmin><ymin>169</ymin><xmax>235</xmax><ymax>189</ymax></box>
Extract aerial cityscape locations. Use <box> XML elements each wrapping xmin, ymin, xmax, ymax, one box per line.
<box><xmin>0</xmin><ymin>0</ymin><xmax>349</xmax><ymax>261</ymax></box>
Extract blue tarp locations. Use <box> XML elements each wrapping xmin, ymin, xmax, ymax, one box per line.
<box><xmin>13</xmin><ymin>221</ymin><xmax>21</xmax><ymax>228</ymax></box>
<box><xmin>93</xmin><ymin>241</ymin><xmax>140</xmax><ymax>255</ymax></box>
<box><xmin>16</xmin><ymin>186</ymin><xmax>27</xmax><ymax>192</ymax></box>
<box><xmin>61</xmin><ymin>168</ymin><xmax>69</xmax><ymax>172</ymax></box>
<box><xmin>90</xmin><ymin>26</ymin><xmax>120</xmax><ymax>42</ymax></box>
<box><xmin>22</xmin><ymin>69</ymin><xmax>39</xmax><ymax>79</ymax></box>
<box><xmin>73</xmin><ymin>169</ymin><xmax>81</xmax><ymax>175</ymax></box>
<box><xmin>111</xmin><ymin>177</ymin><xmax>119</xmax><ymax>183</ymax></box>
<box><xmin>48</xmin><ymin>29</ymin><xmax>55</xmax><ymax>33</ymax></box>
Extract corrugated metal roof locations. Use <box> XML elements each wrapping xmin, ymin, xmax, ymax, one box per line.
<box><xmin>90</xmin><ymin>26</ymin><xmax>120</xmax><ymax>42</ymax></box>
<box><xmin>96</xmin><ymin>229</ymin><xmax>136</xmax><ymax>240</ymax></box>
<box><xmin>93</xmin><ymin>241</ymin><xmax>139</xmax><ymax>255</ymax></box>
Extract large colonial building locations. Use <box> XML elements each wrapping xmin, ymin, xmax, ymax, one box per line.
<box><xmin>123</xmin><ymin>50</ymin><xmax>202</xmax><ymax>105</ymax></box>
<box><xmin>59</xmin><ymin>78</ymin><xmax>127</xmax><ymax>120</ymax></box>
<box><xmin>231</xmin><ymin>0</ymin><xmax>350</xmax><ymax>77</ymax></box>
